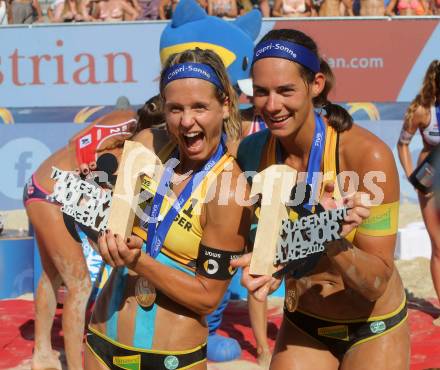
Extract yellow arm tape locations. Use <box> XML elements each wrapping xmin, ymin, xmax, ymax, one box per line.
<box><xmin>357</xmin><ymin>201</ymin><xmax>399</xmax><ymax>237</ymax></box>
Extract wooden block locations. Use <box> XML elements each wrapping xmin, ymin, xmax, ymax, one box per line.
<box><xmin>107</xmin><ymin>141</ymin><xmax>164</xmax><ymax>239</ymax></box>
<box><xmin>249</xmin><ymin>165</ymin><xmax>297</xmax><ymax>276</ymax></box>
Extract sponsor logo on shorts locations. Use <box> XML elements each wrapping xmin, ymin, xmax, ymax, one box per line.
<box><xmin>164</xmin><ymin>355</ymin><xmax>179</xmax><ymax>370</ymax></box>
<box><xmin>112</xmin><ymin>354</ymin><xmax>141</xmax><ymax>370</ymax></box>
<box><xmin>370</xmin><ymin>320</ymin><xmax>386</xmax><ymax>334</ymax></box>
<box><xmin>317</xmin><ymin>325</ymin><xmax>349</xmax><ymax>341</ymax></box>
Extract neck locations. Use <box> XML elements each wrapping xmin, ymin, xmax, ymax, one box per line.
<box><xmin>176</xmin><ymin>155</ymin><xmax>204</xmax><ymax>174</ymax></box>
<box><xmin>176</xmin><ymin>142</ymin><xmax>220</xmax><ymax>174</ymax></box>
<box><xmin>278</xmin><ymin>109</ymin><xmax>317</xmax><ymax>161</ymax></box>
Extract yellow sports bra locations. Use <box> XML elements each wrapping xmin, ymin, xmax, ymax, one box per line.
<box><xmin>132</xmin><ymin>144</ymin><xmax>234</xmax><ymax>269</ymax></box>
<box><xmin>260</xmin><ymin>123</ymin><xmax>399</xmax><ymax>240</ymax></box>
<box><xmin>258</xmin><ymin>123</ymin><xmax>356</xmax><ymax>243</ymax></box>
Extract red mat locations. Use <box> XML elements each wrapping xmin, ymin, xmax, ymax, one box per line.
<box><xmin>1</xmin><ymin>299</ymin><xmax>440</xmax><ymax>369</ymax></box>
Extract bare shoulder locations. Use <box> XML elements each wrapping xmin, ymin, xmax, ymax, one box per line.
<box><xmin>340</xmin><ymin>123</ymin><xmax>395</xmax><ymax>170</ymax></box>
<box><xmin>339</xmin><ymin>123</ymin><xmax>399</xmax><ymax>202</ymax></box>
<box><xmin>412</xmin><ymin>105</ymin><xmax>431</xmax><ymax>127</ymax></box>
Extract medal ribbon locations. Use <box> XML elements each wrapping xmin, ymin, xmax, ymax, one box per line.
<box><xmin>145</xmin><ymin>137</ymin><xmax>226</xmax><ymax>258</ymax></box>
<box><xmin>435</xmin><ymin>104</ymin><xmax>440</xmax><ymax>134</ymax></box>
<box><xmin>276</xmin><ymin>112</ymin><xmax>326</xmax><ymax>210</ymax></box>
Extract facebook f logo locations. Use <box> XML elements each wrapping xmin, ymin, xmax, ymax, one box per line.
<box><xmin>15</xmin><ymin>152</ymin><xmax>33</xmax><ymax>186</ymax></box>
<box><xmin>0</xmin><ymin>137</ymin><xmax>50</xmax><ymax>202</ymax></box>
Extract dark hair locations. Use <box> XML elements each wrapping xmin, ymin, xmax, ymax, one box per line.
<box><xmin>255</xmin><ymin>29</ymin><xmax>353</xmax><ymax>133</ymax></box>
<box><xmin>136</xmin><ymin>95</ymin><xmax>165</xmax><ymax>131</ymax></box>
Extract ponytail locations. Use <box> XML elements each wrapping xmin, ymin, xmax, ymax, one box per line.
<box><xmin>313</xmin><ymin>59</ymin><xmax>353</xmax><ymax>133</ymax></box>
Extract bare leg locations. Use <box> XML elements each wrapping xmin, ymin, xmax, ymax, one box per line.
<box><xmin>32</xmin><ymin>232</ymin><xmax>63</xmax><ymax>370</ymax></box>
<box><xmin>248</xmin><ymin>294</ymin><xmax>271</xmax><ymax>368</ymax></box>
<box><xmin>341</xmin><ymin>320</ymin><xmax>410</xmax><ymax>370</ymax></box>
<box><xmin>270</xmin><ymin>317</ymin><xmax>339</xmax><ymax>370</ymax></box>
<box><xmin>28</xmin><ymin>202</ymin><xmax>92</xmax><ymax>370</ymax></box>
<box><xmin>419</xmin><ymin>193</ymin><xmax>440</xmax><ymax>321</ymax></box>
<box><xmin>84</xmin><ymin>344</ymin><xmax>110</xmax><ymax>370</ymax></box>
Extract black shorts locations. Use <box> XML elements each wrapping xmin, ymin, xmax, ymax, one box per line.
<box><xmin>86</xmin><ymin>327</ymin><xmax>207</xmax><ymax>370</ymax></box>
<box><xmin>284</xmin><ymin>299</ymin><xmax>407</xmax><ymax>359</ymax></box>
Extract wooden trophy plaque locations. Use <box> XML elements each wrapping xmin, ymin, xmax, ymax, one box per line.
<box><xmin>249</xmin><ymin>165</ymin><xmax>297</xmax><ymax>276</ymax></box>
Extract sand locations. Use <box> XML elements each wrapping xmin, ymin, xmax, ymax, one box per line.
<box><xmin>1</xmin><ymin>201</ymin><xmax>437</xmax><ymax>370</ymax></box>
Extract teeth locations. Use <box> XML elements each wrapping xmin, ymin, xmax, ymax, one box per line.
<box><xmin>184</xmin><ymin>132</ymin><xmax>200</xmax><ymax>138</ymax></box>
<box><xmin>271</xmin><ymin>116</ymin><xmax>288</xmax><ymax>122</ymax></box>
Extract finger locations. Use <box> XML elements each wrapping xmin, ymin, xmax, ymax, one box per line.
<box><xmin>345</xmin><ymin>213</ymin><xmax>363</xmax><ymax>226</ymax></box>
<box><xmin>243</xmin><ymin>274</ymin><xmax>272</xmax><ymax>293</ymax></box>
<box><xmin>98</xmin><ymin>231</ymin><xmax>115</xmax><ymax>267</ymax></box>
<box><xmin>115</xmin><ymin>234</ymin><xmax>132</xmax><ymax>260</ymax></box>
<box><xmin>79</xmin><ymin>163</ymin><xmax>90</xmax><ymax>176</ymax></box>
<box><xmin>269</xmin><ymin>277</ymin><xmax>282</xmax><ymax>293</ymax></box>
<box><xmin>345</xmin><ymin>207</ymin><xmax>370</xmax><ymax>223</ymax></box>
<box><xmin>354</xmin><ymin>206</ymin><xmax>370</xmax><ymax>219</ymax></box>
<box><xmin>357</xmin><ymin>192</ymin><xmax>373</xmax><ymax>207</ymax></box>
<box><xmin>105</xmin><ymin>231</ymin><xmax>125</xmax><ymax>267</ymax></box>
<box><xmin>254</xmin><ymin>281</ymin><xmax>271</xmax><ymax>301</ymax></box>
<box><xmin>343</xmin><ymin>197</ymin><xmax>354</xmax><ymax>209</ymax></box>
<box><xmin>126</xmin><ymin>235</ymin><xmax>144</xmax><ymax>250</ymax></box>
<box><xmin>230</xmin><ymin>252</ymin><xmax>252</xmax><ymax>268</ymax></box>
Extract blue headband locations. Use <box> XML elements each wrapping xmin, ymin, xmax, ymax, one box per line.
<box><xmin>253</xmin><ymin>40</ymin><xmax>320</xmax><ymax>73</ymax></box>
<box><xmin>162</xmin><ymin>63</ymin><xmax>223</xmax><ymax>90</ymax></box>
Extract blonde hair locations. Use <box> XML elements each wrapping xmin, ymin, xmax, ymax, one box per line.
<box><xmin>404</xmin><ymin>60</ymin><xmax>440</xmax><ymax>125</ymax></box>
<box><xmin>159</xmin><ymin>48</ymin><xmax>241</xmax><ymax>141</ymax></box>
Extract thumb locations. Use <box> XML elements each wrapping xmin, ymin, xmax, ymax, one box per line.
<box><xmin>230</xmin><ymin>252</ymin><xmax>252</xmax><ymax>268</ymax></box>
<box><xmin>126</xmin><ymin>235</ymin><xmax>144</xmax><ymax>250</ymax></box>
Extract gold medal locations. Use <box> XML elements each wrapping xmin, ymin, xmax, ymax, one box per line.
<box><xmin>135</xmin><ymin>277</ymin><xmax>156</xmax><ymax>308</ymax></box>
<box><xmin>285</xmin><ymin>279</ymin><xmax>298</xmax><ymax>313</ymax></box>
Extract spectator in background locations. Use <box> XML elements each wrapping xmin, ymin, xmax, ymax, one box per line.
<box><xmin>136</xmin><ymin>0</ymin><xmax>160</xmax><ymax>19</ymax></box>
<box><xmin>46</xmin><ymin>0</ymin><xmax>66</xmax><ymax>22</ymax></box>
<box><xmin>0</xmin><ymin>0</ymin><xmax>8</xmax><ymax>23</ymax></box>
<box><xmin>316</xmin><ymin>0</ymin><xmax>353</xmax><ymax>15</ymax></box>
<box><xmin>429</xmin><ymin>0</ymin><xmax>440</xmax><ymax>13</ymax></box>
<box><xmin>126</xmin><ymin>0</ymin><xmax>143</xmax><ymax>16</ymax></box>
<box><xmin>397</xmin><ymin>60</ymin><xmax>440</xmax><ymax>325</ymax></box>
<box><xmin>159</xmin><ymin>0</ymin><xmax>206</xmax><ymax>18</ymax></box>
<box><xmin>93</xmin><ymin>0</ymin><xmax>138</xmax><ymax>21</ymax></box>
<box><xmin>237</xmin><ymin>0</ymin><xmax>269</xmax><ymax>16</ymax></box>
<box><xmin>208</xmin><ymin>0</ymin><xmax>238</xmax><ymax>17</ymax></box>
<box><xmin>10</xmin><ymin>0</ymin><xmax>43</xmax><ymax>23</ymax></box>
<box><xmin>385</xmin><ymin>0</ymin><xmax>426</xmax><ymax>15</ymax></box>
<box><xmin>359</xmin><ymin>0</ymin><xmax>386</xmax><ymax>15</ymax></box>
<box><xmin>272</xmin><ymin>0</ymin><xmax>311</xmax><ymax>17</ymax></box>
<box><xmin>62</xmin><ymin>0</ymin><xmax>94</xmax><ymax>21</ymax></box>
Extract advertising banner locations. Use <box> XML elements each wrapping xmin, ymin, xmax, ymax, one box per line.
<box><xmin>0</xmin><ymin>18</ymin><xmax>439</xmax><ymax>108</ymax></box>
